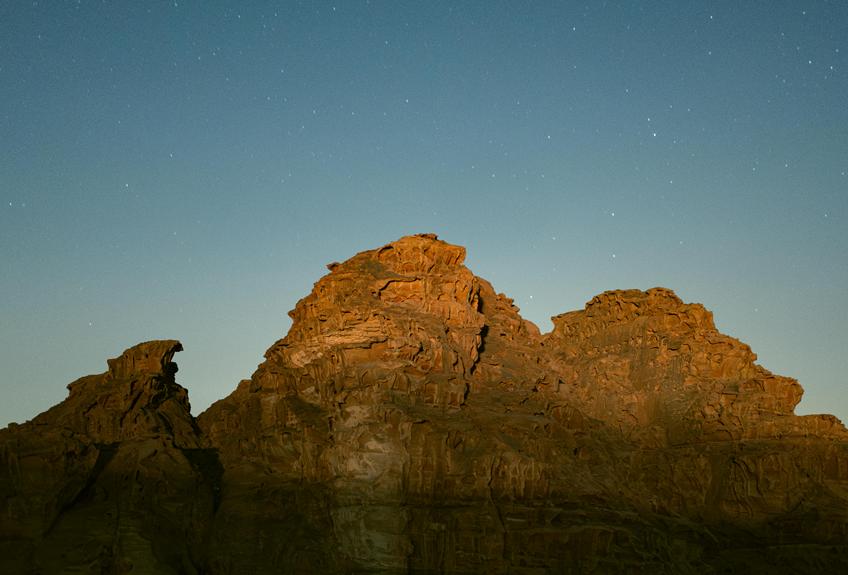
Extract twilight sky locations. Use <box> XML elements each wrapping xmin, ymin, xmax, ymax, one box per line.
<box><xmin>1</xmin><ymin>1</ymin><xmax>846</xmax><ymax>426</ymax></box>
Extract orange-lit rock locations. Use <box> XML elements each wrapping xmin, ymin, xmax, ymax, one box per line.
<box><xmin>2</xmin><ymin>235</ymin><xmax>847</xmax><ymax>573</ymax></box>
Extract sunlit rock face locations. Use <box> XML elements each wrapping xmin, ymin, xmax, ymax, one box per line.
<box><xmin>544</xmin><ymin>286</ymin><xmax>840</xmax><ymax>443</ymax></box>
<box><xmin>3</xmin><ymin>234</ymin><xmax>847</xmax><ymax>573</ymax></box>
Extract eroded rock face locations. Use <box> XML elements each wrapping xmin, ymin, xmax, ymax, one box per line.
<box><xmin>2</xmin><ymin>235</ymin><xmax>847</xmax><ymax>573</ymax></box>
<box><xmin>544</xmin><ymin>287</ymin><xmax>844</xmax><ymax>444</ymax></box>
<box><xmin>0</xmin><ymin>340</ymin><xmax>220</xmax><ymax>574</ymax></box>
<box><xmin>197</xmin><ymin>234</ymin><xmax>848</xmax><ymax>573</ymax></box>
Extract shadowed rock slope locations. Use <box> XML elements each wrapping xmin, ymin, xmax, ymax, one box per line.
<box><xmin>0</xmin><ymin>340</ymin><xmax>221</xmax><ymax>573</ymax></box>
<box><xmin>2</xmin><ymin>234</ymin><xmax>847</xmax><ymax>573</ymax></box>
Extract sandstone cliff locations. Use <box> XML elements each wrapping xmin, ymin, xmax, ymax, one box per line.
<box><xmin>0</xmin><ymin>340</ymin><xmax>221</xmax><ymax>573</ymax></box>
<box><xmin>2</xmin><ymin>234</ymin><xmax>846</xmax><ymax>573</ymax></box>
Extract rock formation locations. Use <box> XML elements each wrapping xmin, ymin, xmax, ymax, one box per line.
<box><xmin>0</xmin><ymin>340</ymin><xmax>220</xmax><ymax>574</ymax></box>
<box><xmin>2</xmin><ymin>234</ymin><xmax>846</xmax><ymax>573</ymax></box>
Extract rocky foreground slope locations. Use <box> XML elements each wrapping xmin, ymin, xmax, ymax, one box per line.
<box><xmin>2</xmin><ymin>234</ymin><xmax>847</xmax><ymax>574</ymax></box>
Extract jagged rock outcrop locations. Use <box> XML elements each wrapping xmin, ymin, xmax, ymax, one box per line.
<box><xmin>0</xmin><ymin>340</ymin><xmax>220</xmax><ymax>574</ymax></box>
<box><xmin>2</xmin><ymin>234</ymin><xmax>847</xmax><ymax>573</ymax></box>
<box><xmin>544</xmin><ymin>287</ymin><xmax>844</xmax><ymax>443</ymax></box>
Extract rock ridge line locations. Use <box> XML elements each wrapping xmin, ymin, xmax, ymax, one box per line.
<box><xmin>2</xmin><ymin>234</ymin><xmax>846</xmax><ymax>574</ymax></box>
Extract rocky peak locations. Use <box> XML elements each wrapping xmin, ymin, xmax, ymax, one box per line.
<box><xmin>38</xmin><ymin>339</ymin><xmax>197</xmax><ymax>445</ymax></box>
<box><xmin>263</xmin><ymin>234</ymin><xmax>486</xmax><ymax>390</ymax></box>
<box><xmin>0</xmin><ymin>340</ymin><xmax>217</xmax><ymax>574</ymax></box>
<box><xmin>105</xmin><ymin>339</ymin><xmax>182</xmax><ymax>380</ymax></box>
<box><xmin>353</xmin><ymin>232</ymin><xmax>466</xmax><ymax>274</ymax></box>
<box><xmin>287</xmin><ymin>233</ymin><xmax>475</xmax><ymax>327</ymax></box>
<box><xmin>549</xmin><ymin>287</ymin><xmax>716</xmax><ymax>343</ymax></box>
<box><xmin>543</xmin><ymin>287</ymin><xmax>843</xmax><ymax>444</ymax></box>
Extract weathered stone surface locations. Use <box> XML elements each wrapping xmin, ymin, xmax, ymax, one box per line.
<box><xmin>2</xmin><ymin>235</ymin><xmax>847</xmax><ymax>573</ymax></box>
<box><xmin>0</xmin><ymin>340</ymin><xmax>220</xmax><ymax>574</ymax></box>
<box><xmin>197</xmin><ymin>234</ymin><xmax>848</xmax><ymax>573</ymax></box>
<box><xmin>543</xmin><ymin>287</ymin><xmax>845</xmax><ymax>444</ymax></box>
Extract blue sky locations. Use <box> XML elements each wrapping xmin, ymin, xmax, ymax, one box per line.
<box><xmin>1</xmin><ymin>1</ymin><xmax>846</xmax><ymax>425</ymax></box>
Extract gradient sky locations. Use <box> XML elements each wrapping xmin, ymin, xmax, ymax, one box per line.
<box><xmin>2</xmin><ymin>1</ymin><xmax>846</xmax><ymax>427</ymax></box>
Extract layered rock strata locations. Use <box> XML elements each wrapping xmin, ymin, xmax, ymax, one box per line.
<box><xmin>2</xmin><ymin>234</ymin><xmax>846</xmax><ymax>573</ymax></box>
